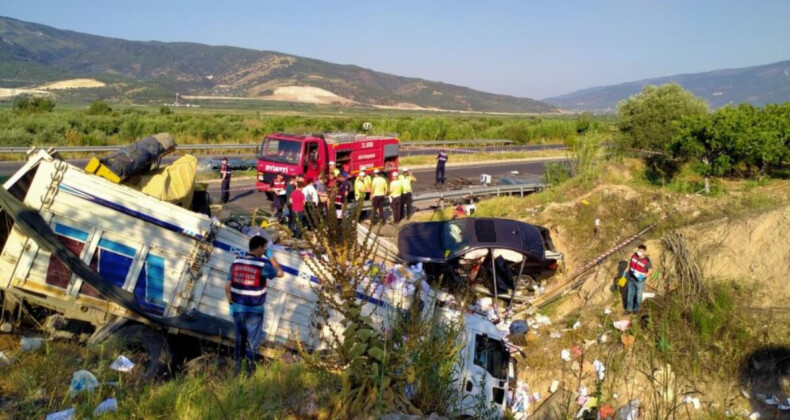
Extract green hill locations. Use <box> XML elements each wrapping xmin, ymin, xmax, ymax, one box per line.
<box><xmin>0</xmin><ymin>16</ymin><xmax>557</xmax><ymax>113</ymax></box>
<box><xmin>545</xmin><ymin>60</ymin><xmax>790</xmax><ymax>112</ymax></box>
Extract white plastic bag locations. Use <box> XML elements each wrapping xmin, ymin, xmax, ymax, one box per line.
<box><xmin>69</xmin><ymin>370</ymin><xmax>99</xmax><ymax>398</ymax></box>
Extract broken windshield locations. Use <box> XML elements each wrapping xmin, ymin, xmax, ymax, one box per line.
<box><xmin>442</xmin><ymin>219</ymin><xmax>470</xmax><ymax>257</ymax></box>
<box><xmin>259</xmin><ymin>138</ymin><xmax>302</xmax><ymax>165</ymax></box>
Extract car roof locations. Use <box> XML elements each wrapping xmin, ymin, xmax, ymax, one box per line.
<box><xmin>451</xmin><ymin>217</ymin><xmax>545</xmax><ymax>260</ymax></box>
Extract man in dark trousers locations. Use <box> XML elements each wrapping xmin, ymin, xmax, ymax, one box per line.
<box><xmin>224</xmin><ymin>235</ymin><xmax>283</xmax><ymax>375</ymax></box>
<box><xmin>272</xmin><ymin>172</ymin><xmax>287</xmax><ymax>222</ymax></box>
<box><xmin>370</xmin><ymin>169</ymin><xmax>388</xmax><ymax>224</ymax></box>
<box><xmin>624</xmin><ymin>244</ymin><xmax>653</xmax><ymax>314</ymax></box>
<box><xmin>436</xmin><ymin>148</ymin><xmax>448</xmax><ymax>185</ymax></box>
<box><xmin>220</xmin><ymin>157</ymin><xmax>231</xmax><ymax>203</ymax></box>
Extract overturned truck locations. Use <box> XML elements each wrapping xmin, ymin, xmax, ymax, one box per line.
<box><xmin>0</xmin><ymin>148</ymin><xmax>514</xmax><ymax>416</ymax></box>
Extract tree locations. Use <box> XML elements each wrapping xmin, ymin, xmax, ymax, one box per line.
<box><xmin>617</xmin><ymin>84</ymin><xmax>708</xmax><ymax>151</ymax></box>
<box><xmin>13</xmin><ymin>95</ymin><xmax>55</xmax><ymax>114</ymax></box>
<box><xmin>86</xmin><ymin>101</ymin><xmax>112</xmax><ymax>116</ymax></box>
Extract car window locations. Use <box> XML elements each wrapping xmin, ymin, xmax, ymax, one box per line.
<box><xmin>442</xmin><ymin>219</ymin><xmax>470</xmax><ymax>257</ymax></box>
<box><xmin>473</xmin><ymin>334</ymin><xmax>509</xmax><ymax>380</ymax></box>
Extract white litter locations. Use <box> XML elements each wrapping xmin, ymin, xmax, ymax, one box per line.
<box><xmin>93</xmin><ymin>398</ymin><xmax>118</xmax><ymax>416</ymax></box>
<box><xmin>509</xmin><ymin>382</ymin><xmax>530</xmax><ymax>414</ymax></box>
<box><xmin>572</xmin><ymin>320</ymin><xmax>581</xmax><ymax>330</ymax></box>
<box><xmin>764</xmin><ymin>395</ymin><xmax>780</xmax><ymax>406</ymax></box>
<box><xmin>531</xmin><ymin>391</ymin><xmax>542</xmax><ymax>403</ymax></box>
<box><xmin>616</xmin><ymin>399</ymin><xmax>640</xmax><ymax>420</ymax></box>
<box><xmin>20</xmin><ymin>337</ymin><xmax>45</xmax><ymax>352</ymax></box>
<box><xmin>682</xmin><ymin>396</ymin><xmax>701</xmax><ymax>409</ymax></box>
<box><xmin>549</xmin><ymin>380</ymin><xmax>560</xmax><ymax>393</ymax></box>
<box><xmin>748</xmin><ymin>412</ymin><xmax>761</xmax><ymax>420</ymax></box>
<box><xmin>549</xmin><ymin>331</ymin><xmax>563</xmax><ymax>339</ymax></box>
<box><xmin>613</xmin><ymin>320</ymin><xmax>631</xmax><ymax>332</ymax></box>
<box><xmin>779</xmin><ymin>400</ymin><xmax>790</xmax><ymax>411</ymax></box>
<box><xmin>642</xmin><ymin>292</ymin><xmax>656</xmax><ymax>299</ymax></box>
<box><xmin>598</xmin><ymin>333</ymin><xmax>609</xmax><ymax>343</ymax></box>
<box><xmin>603</xmin><ymin>308</ymin><xmax>612</xmax><ymax>315</ymax></box>
<box><xmin>110</xmin><ymin>355</ymin><xmax>135</xmax><ymax>372</ymax></box>
<box><xmin>45</xmin><ymin>408</ymin><xmax>75</xmax><ymax>420</ymax></box>
<box><xmin>560</xmin><ymin>349</ymin><xmax>571</xmax><ymax>362</ymax></box>
<box><xmin>741</xmin><ymin>389</ymin><xmax>751</xmax><ymax>399</ymax></box>
<box><xmin>593</xmin><ymin>359</ymin><xmax>606</xmax><ymax>381</ymax></box>
<box><xmin>0</xmin><ymin>351</ymin><xmax>11</xmax><ymax>366</ymax></box>
<box><xmin>69</xmin><ymin>370</ymin><xmax>99</xmax><ymax>398</ymax></box>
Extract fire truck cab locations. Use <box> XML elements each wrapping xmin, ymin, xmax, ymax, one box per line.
<box><xmin>255</xmin><ymin>132</ymin><xmax>399</xmax><ymax>195</ymax></box>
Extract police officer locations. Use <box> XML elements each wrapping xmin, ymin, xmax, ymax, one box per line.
<box><xmin>371</xmin><ymin>169</ymin><xmax>388</xmax><ymax>224</ymax></box>
<box><xmin>389</xmin><ymin>171</ymin><xmax>403</xmax><ymax>224</ymax></box>
<box><xmin>220</xmin><ymin>157</ymin><xmax>231</xmax><ymax>203</ymax></box>
<box><xmin>436</xmin><ymin>148</ymin><xmax>448</xmax><ymax>185</ymax></box>
<box><xmin>400</xmin><ymin>168</ymin><xmax>416</xmax><ymax>220</ymax></box>
<box><xmin>224</xmin><ymin>235</ymin><xmax>283</xmax><ymax>375</ymax></box>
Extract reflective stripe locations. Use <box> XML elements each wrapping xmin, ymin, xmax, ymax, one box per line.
<box><xmin>233</xmin><ymin>258</ymin><xmax>268</xmax><ymax>268</ymax></box>
<box><xmin>231</xmin><ymin>287</ymin><xmax>267</xmax><ymax>296</ymax></box>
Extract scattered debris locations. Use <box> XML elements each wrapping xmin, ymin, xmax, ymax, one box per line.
<box><xmin>0</xmin><ymin>322</ymin><xmax>12</xmax><ymax>333</ymax></box>
<box><xmin>682</xmin><ymin>395</ymin><xmax>701</xmax><ymax>409</ymax></box>
<box><xmin>593</xmin><ymin>359</ymin><xmax>606</xmax><ymax>380</ymax></box>
<box><xmin>603</xmin><ymin>308</ymin><xmax>612</xmax><ymax>315</ymax></box>
<box><xmin>549</xmin><ymin>331</ymin><xmax>563</xmax><ymax>339</ymax></box>
<box><xmin>20</xmin><ymin>337</ymin><xmax>45</xmax><ymax>352</ymax></box>
<box><xmin>508</xmin><ymin>382</ymin><xmax>530</xmax><ymax>416</ymax></box>
<box><xmin>93</xmin><ymin>398</ymin><xmax>118</xmax><ymax>416</ymax></box>
<box><xmin>45</xmin><ymin>408</ymin><xmax>75</xmax><ymax>420</ymax></box>
<box><xmin>763</xmin><ymin>395</ymin><xmax>781</xmax><ymax>406</ymax></box>
<box><xmin>747</xmin><ymin>412</ymin><xmax>761</xmax><ymax>420</ymax></box>
<box><xmin>69</xmin><ymin>370</ymin><xmax>99</xmax><ymax>398</ymax></box>
<box><xmin>616</xmin><ymin>399</ymin><xmax>640</xmax><ymax>420</ymax></box>
<box><xmin>0</xmin><ymin>351</ymin><xmax>11</xmax><ymax>366</ymax></box>
<box><xmin>620</xmin><ymin>334</ymin><xmax>636</xmax><ymax>351</ymax></box>
<box><xmin>598</xmin><ymin>333</ymin><xmax>609</xmax><ymax>343</ymax></box>
<box><xmin>570</xmin><ymin>346</ymin><xmax>583</xmax><ymax>359</ymax></box>
<box><xmin>549</xmin><ymin>380</ymin><xmax>560</xmax><ymax>393</ymax></box>
<box><xmin>652</xmin><ymin>364</ymin><xmax>676</xmax><ymax>402</ymax></box>
<box><xmin>613</xmin><ymin>319</ymin><xmax>631</xmax><ymax>332</ymax></box>
<box><xmin>110</xmin><ymin>355</ymin><xmax>135</xmax><ymax>372</ymax></box>
<box><xmin>571</xmin><ymin>320</ymin><xmax>581</xmax><ymax>330</ymax></box>
<box><xmin>560</xmin><ymin>349</ymin><xmax>571</xmax><ymax>362</ymax></box>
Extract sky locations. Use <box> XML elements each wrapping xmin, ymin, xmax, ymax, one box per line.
<box><xmin>2</xmin><ymin>0</ymin><xmax>789</xmax><ymax>99</ymax></box>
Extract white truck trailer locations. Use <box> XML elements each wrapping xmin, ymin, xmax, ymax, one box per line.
<box><xmin>0</xmin><ymin>149</ymin><xmax>514</xmax><ymax>415</ymax></box>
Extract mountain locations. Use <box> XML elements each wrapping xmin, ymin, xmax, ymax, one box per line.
<box><xmin>0</xmin><ymin>16</ymin><xmax>557</xmax><ymax>113</ymax></box>
<box><xmin>545</xmin><ymin>60</ymin><xmax>790</xmax><ymax>112</ymax></box>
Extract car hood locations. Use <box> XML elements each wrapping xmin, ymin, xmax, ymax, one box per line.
<box><xmin>397</xmin><ymin>222</ymin><xmax>446</xmax><ymax>262</ymax></box>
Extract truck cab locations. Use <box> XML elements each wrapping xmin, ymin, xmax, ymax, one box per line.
<box><xmin>255</xmin><ymin>132</ymin><xmax>399</xmax><ymax>195</ymax></box>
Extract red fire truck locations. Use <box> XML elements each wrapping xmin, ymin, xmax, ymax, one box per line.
<box><xmin>255</xmin><ymin>132</ymin><xmax>400</xmax><ymax>196</ymax></box>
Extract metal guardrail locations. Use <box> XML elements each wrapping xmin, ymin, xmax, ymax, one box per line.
<box><xmin>0</xmin><ymin>139</ymin><xmax>515</xmax><ymax>154</ymax></box>
<box><xmin>353</xmin><ymin>182</ymin><xmax>546</xmax><ymax>210</ymax></box>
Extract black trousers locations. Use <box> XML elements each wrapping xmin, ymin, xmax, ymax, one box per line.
<box><xmin>221</xmin><ymin>179</ymin><xmax>230</xmax><ymax>203</ymax></box>
<box><xmin>372</xmin><ymin>196</ymin><xmax>386</xmax><ymax>223</ymax></box>
<box><xmin>436</xmin><ymin>164</ymin><xmax>446</xmax><ymax>184</ymax></box>
<box><xmin>402</xmin><ymin>192</ymin><xmax>413</xmax><ymax>220</ymax></box>
<box><xmin>391</xmin><ymin>195</ymin><xmax>403</xmax><ymax>223</ymax></box>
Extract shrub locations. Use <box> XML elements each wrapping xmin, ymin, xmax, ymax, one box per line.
<box><xmin>544</xmin><ymin>162</ymin><xmax>570</xmax><ymax>185</ymax></box>
<box><xmin>86</xmin><ymin>101</ymin><xmax>113</xmax><ymax>116</ymax></box>
<box><xmin>13</xmin><ymin>95</ymin><xmax>55</xmax><ymax>114</ymax></box>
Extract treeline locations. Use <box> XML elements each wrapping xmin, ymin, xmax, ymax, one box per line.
<box><xmin>617</xmin><ymin>84</ymin><xmax>790</xmax><ymax>179</ymax></box>
<box><xmin>0</xmin><ymin>100</ymin><xmax>583</xmax><ymax>147</ymax></box>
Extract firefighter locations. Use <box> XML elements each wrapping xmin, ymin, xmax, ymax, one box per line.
<box><xmin>389</xmin><ymin>171</ymin><xmax>403</xmax><ymax>224</ymax></box>
<box><xmin>371</xmin><ymin>169</ymin><xmax>388</xmax><ymax>224</ymax></box>
<box><xmin>220</xmin><ymin>157</ymin><xmax>231</xmax><ymax>204</ymax></box>
<box><xmin>329</xmin><ymin>161</ymin><xmax>340</xmax><ymax>177</ymax></box>
<box><xmin>436</xmin><ymin>148</ymin><xmax>448</xmax><ymax>185</ymax></box>
<box><xmin>354</xmin><ymin>171</ymin><xmax>370</xmax><ymax>201</ymax></box>
<box><xmin>400</xmin><ymin>168</ymin><xmax>416</xmax><ymax>220</ymax></box>
<box><xmin>224</xmin><ymin>235</ymin><xmax>284</xmax><ymax>375</ymax></box>
<box><xmin>272</xmin><ymin>172</ymin><xmax>287</xmax><ymax>222</ymax></box>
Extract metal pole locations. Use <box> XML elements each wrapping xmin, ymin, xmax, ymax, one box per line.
<box><xmin>490</xmin><ymin>249</ymin><xmax>499</xmax><ymax>316</ymax></box>
<box><xmin>509</xmin><ymin>256</ymin><xmax>527</xmax><ymax>310</ymax></box>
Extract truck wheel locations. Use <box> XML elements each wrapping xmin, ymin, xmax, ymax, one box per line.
<box><xmin>113</xmin><ymin>324</ymin><xmax>172</xmax><ymax>380</ymax></box>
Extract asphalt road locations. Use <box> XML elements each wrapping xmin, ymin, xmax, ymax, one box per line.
<box><xmin>0</xmin><ymin>144</ymin><xmax>565</xmax><ymax>176</ymax></box>
<box><xmin>208</xmin><ymin>159</ymin><xmax>560</xmax><ymax>212</ymax></box>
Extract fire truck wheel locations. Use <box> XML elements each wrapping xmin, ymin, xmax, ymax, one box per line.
<box><xmin>113</xmin><ymin>324</ymin><xmax>172</xmax><ymax>380</ymax></box>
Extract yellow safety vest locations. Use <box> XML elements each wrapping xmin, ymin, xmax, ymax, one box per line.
<box><xmin>372</xmin><ymin>176</ymin><xmax>388</xmax><ymax>197</ymax></box>
<box><xmin>363</xmin><ymin>176</ymin><xmax>372</xmax><ymax>192</ymax></box>
<box><xmin>400</xmin><ymin>175</ymin><xmax>413</xmax><ymax>193</ymax></box>
<box><xmin>389</xmin><ymin>179</ymin><xmax>403</xmax><ymax>197</ymax></box>
<box><xmin>354</xmin><ymin>177</ymin><xmax>367</xmax><ymax>200</ymax></box>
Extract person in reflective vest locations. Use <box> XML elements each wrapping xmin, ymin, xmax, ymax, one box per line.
<box><xmin>624</xmin><ymin>244</ymin><xmax>653</xmax><ymax>314</ymax></box>
<box><xmin>399</xmin><ymin>168</ymin><xmax>416</xmax><ymax>220</ymax></box>
<box><xmin>220</xmin><ymin>157</ymin><xmax>231</xmax><ymax>204</ymax></box>
<box><xmin>354</xmin><ymin>171</ymin><xmax>370</xmax><ymax>201</ymax></box>
<box><xmin>224</xmin><ymin>235</ymin><xmax>283</xmax><ymax>375</ymax></box>
<box><xmin>272</xmin><ymin>173</ymin><xmax>287</xmax><ymax>222</ymax></box>
<box><xmin>389</xmin><ymin>171</ymin><xmax>403</xmax><ymax>223</ymax></box>
<box><xmin>371</xmin><ymin>169</ymin><xmax>388</xmax><ymax>224</ymax></box>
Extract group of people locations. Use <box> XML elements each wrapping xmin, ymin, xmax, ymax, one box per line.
<box><xmin>356</xmin><ymin>167</ymin><xmax>416</xmax><ymax>224</ymax></box>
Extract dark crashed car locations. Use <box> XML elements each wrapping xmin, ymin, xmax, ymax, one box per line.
<box><xmin>398</xmin><ymin>218</ymin><xmax>562</xmax><ymax>301</ymax></box>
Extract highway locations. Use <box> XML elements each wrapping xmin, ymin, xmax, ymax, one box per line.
<box><xmin>207</xmin><ymin>159</ymin><xmax>560</xmax><ymax>212</ymax></box>
<box><xmin>0</xmin><ymin>143</ymin><xmax>565</xmax><ymax>177</ymax></box>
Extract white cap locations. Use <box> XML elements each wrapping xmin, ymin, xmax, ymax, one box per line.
<box><xmin>402</xmin><ymin>167</ymin><xmax>409</xmax><ymax>172</ymax></box>
<box><xmin>392</xmin><ymin>171</ymin><xmax>399</xmax><ymax>177</ymax></box>
<box><xmin>373</xmin><ymin>169</ymin><xmax>380</xmax><ymax>174</ymax></box>
<box><xmin>329</xmin><ymin>161</ymin><xmax>335</xmax><ymax>165</ymax></box>
<box><xmin>359</xmin><ymin>170</ymin><xmax>366</xmax><ymax>176</ymax></box>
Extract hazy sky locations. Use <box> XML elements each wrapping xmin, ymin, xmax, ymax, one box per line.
<box><xmin>2</xmin><ymin>0</ymin><xmax>789</xmax><ymax>99</ymax></box>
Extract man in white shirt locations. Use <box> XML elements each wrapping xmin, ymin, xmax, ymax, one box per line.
<box><xmin>302</xmin><ymin>178</ymin><xmax>319</xmax><ymax>229</ymax></box>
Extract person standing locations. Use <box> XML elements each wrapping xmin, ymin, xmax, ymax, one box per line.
<box><xmin>370</xmin><ymin>169</ymin><xmax>388</xmax><ymax>224</ymax></box>
<box><xmin>302</xmin><ymin>178</ymin><xmax>318</xmax><ymax>229</ymax></box>
<box><xmin>335</xmin><ymin>173</ymin><xmax>349</xmax><ymax>220</ymax></box>
<box><xmin>389</xmin><ymin>171</ymin><xmax>403</xmax><ymax>224</ymax></box>
<box><xmin>220</xmin><ymin>157</ymin><xmax>231</xmax><ymax>204</ymax></box>
<box><xmin>400</xmin><ymin>168</ymin><xmax>416</xmax><ymax>220</ymax></box>
<box><xmin>272</xmin><ymin>173</ymin><xmax>287</xmax><ymax>222</ymax></box>
<box><xmin>285</xmin><ymin>177</ymin><xmax>296</xmax><ymax>229</ymax></box>
<box><xmin>354</xmin><ymin>171</ymin><xmax>370</xmax><ymax>202</ymax></box>
<box><xmin>316</xmin><ymin>174</ymin><xmax>328</xmax><ymax>220</ymax></box>
<box><xmin>436</xmin><ymin>149</ymin><xmax>448</xmax><ymax>185</ymax></box>
<box><xmin>289</xmin><ymin>181</ymin><xmax>306</xmax><ymax>239</ymax></box>
<box><xmin>624</xmin><ymin>244</ymin><xmax>653</xmax><ymax>314</ymax></box>
<box><xmin>224</xmin><ymin>235</ymin><xmax>283</xmax><ymax>375</ymax></box>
